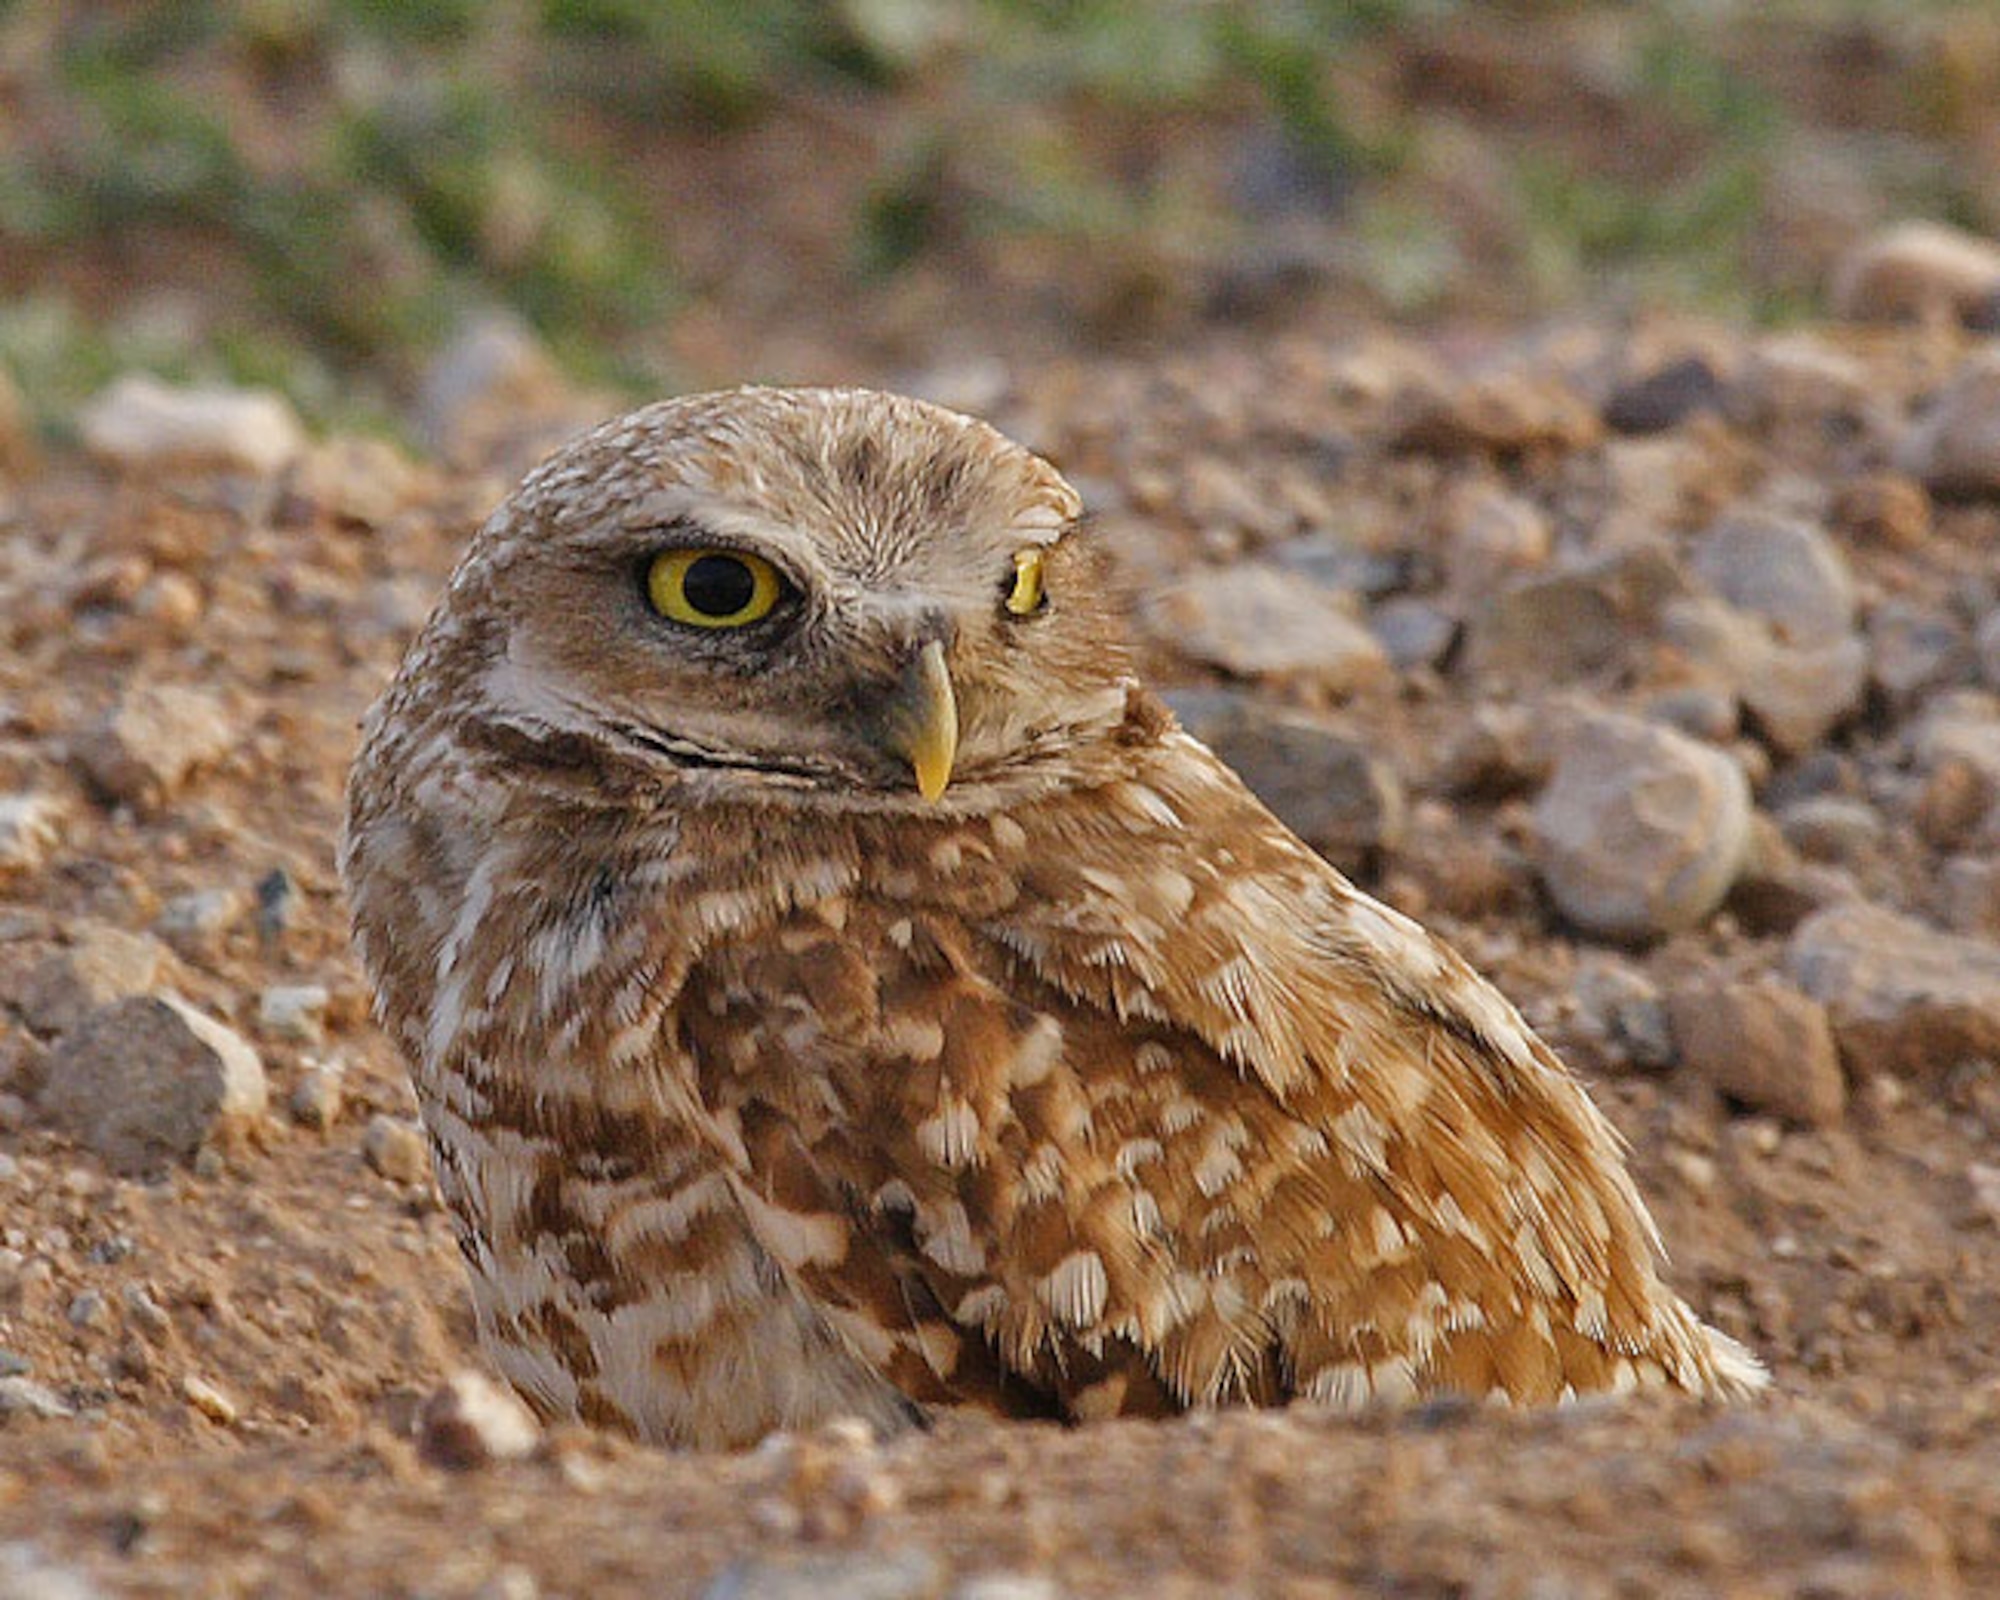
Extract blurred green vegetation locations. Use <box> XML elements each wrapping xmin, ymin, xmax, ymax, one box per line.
<box><xmin>1</xmin><ymin>0</ymin><xmax>1997</xmax><ymax>427</ymax></box>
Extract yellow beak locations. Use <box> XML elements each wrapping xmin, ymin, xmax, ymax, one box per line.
<box><xmin>883</xmin><ymin>639</ymin><xmax>959</xmax><ymax>803</ymax></box>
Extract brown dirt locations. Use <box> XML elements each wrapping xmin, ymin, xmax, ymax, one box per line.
<box><xmin>3</xmin><ymin>316</ymin><xmax>1999</xmax><ymax>1598</ymax></box>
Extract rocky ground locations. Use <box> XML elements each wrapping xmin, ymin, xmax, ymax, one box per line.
<box><xmin>5</xmin><ymin>227</ymin><xmax>2000</xmax><ymax>1596</ymax></box>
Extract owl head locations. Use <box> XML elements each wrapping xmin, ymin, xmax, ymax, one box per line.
<box><xmin>411</xmin><ymin>386</ymin><xmax>1140</xmax><ymax>811</ymax></box>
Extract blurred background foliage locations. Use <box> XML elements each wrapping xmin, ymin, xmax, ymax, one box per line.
<box><xmin>1</xmin><ymin>0</ymin><xmax>1997</xmax><ymax>427</ymax></box>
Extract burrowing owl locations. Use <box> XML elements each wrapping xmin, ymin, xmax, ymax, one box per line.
<box><xmin>343</xmin><ymin>386</ymin><xmax>1763</xmax><ymax>1448</ymax></box>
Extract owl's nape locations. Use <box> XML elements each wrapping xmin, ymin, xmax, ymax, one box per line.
<box><xmin>343</xmin><ymin>384</ymin><xmax>1762</xmax><ymax>1453</ymax></box>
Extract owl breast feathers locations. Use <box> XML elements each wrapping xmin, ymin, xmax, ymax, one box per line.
<box><xmin>342</xmin><ymin>385</ymin><xmax>1764</xmax><ymax>1448</ymax></box>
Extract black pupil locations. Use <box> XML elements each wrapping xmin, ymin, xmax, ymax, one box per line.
<box><xmin>683</xmin><ymin>555</ymin><xmax>756</xmax><ymax>617</ymax></box>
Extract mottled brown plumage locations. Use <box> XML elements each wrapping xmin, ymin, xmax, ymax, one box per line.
<box><xmin>342</xmin><ymin>386</ymin><xmax>1763</xmax><ymax>1449</ymax></box>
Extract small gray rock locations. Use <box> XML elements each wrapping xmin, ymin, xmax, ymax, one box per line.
<box><xmin>1467</xmin><ymin>542</ymin><xmax>1688</xmax><ymax>684</ymax></box>
<box><xmin>1443</xmin><ymin>485</ymin><xmax>1551</xmax><ymax>598</ymax></box>
<box><xmin>363</xmin><ymin>1114</ymin><xmax>431</xmax><ymax>1185</ymax></box>
<box><xmin>1690</xmin><ymin>512</ymin><xmax>1854</xmax><ymax>648</ymax></box>
<box><xmin>1530</xmin><ymin>714</ymin><xmax>1752</xmax><ymax>940</ymax></box>
<box><xmin>1776</xmin><ymin>796</ymin><xmax>1885</xmax><ymax>864</ymax></box>
<box><xmin>1663</xmin><ymin>596</ymin><xmax>1867</xmax><ymax>757</ymax></box>
<box><xmin>1369</xmin><ymin>598</ymin><xmax>1458</xmax><ymax>671</ymax></box>
<box><xmin>0</xmin><ymin>1377</ymin><xmax>74</xmax><ymax>1420</ymax></box>
<box><xmin>73</xmin><ymin>684</ymin><xmax>235</xmax><ymax>808</ymax></box>
<box><xmin>1868</xmin><ymin>599</ymin><xmax>1968</xmax><ymax>709</ymax></box>
<box><xmin>18</xmin><ymin>925</ymin><xmax>167</xmax><ymax>1038</ymax></box>
<box><xmin>0</xmin><ymin>795</ymin><xmax>65</xmax><ymax>880</ymax></box>
<box><xmin>1572</xmin><ymin>959</ymin><xmax>1675</xmax><ymax>1071</ymax></box>
<box><xmin>1788</xmin><ymin>903</ymin><xmax>2000</xmax><ymax>1082</ymax></box>
<box><xmin>1144</xmin><ymin>565</ymin><xmax>1389</xmax><ymax>691</ymax></box>
<box><xmin>78</xmin><ymin>373</ymin><xmax>304</xmax><ymax>476</ymax></box>
<box><xmin>1899</xmin><ymin>348</ymin><xmax>2000</xmax><ymax>497</ymax></box>
<box><xmin>703</xmin><ymin>1550</ymin><xmax>945</xmax><ymax>1600</ymax></box>
<box><xmin>258</xmin><ymin>983</ymin><xmax>330</xmax><ymax>1044</ymax></box>
<box><xmin>39</xmin><ymin>994</ymin><xmax>267</xmax><ymax>1172</ymax></box>
<box><xmin>290</xmin><ymin>1057</ymin><xmax>346</xmax><ymax>1130</ymax></box>
<box><xmin>1666</xmin><ymin>980</ymin><xmax>1846</xmax><ymax>1128</ymax></box>
<box><xmin>1170</xmin><ymin>693</ymin><xmax>1404</xmax><ymax>869</ymax></box>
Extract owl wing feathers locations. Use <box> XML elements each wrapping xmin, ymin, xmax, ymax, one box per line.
<box><xmin>677</xmin><ymin>731</ymin><xmax>1761</xmax><ymax>1423</ymax></box>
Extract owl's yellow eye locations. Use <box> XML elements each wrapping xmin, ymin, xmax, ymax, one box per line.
<box><xmin>1005</xmin><ymin>548</ymin><xmax>1046</xmax><ymax>616</ymax></box>
<box><xmin>645</xmin><ymin>549</ymin><xmax>784</xmax><ymax>629</ymax></box>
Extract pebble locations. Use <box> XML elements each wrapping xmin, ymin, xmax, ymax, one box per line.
<box><xmin>1867</xmin><ymin>600</ymin><xmax>1967</xmax><ymax>710</ymax></box>
<box><xmin>121</xmin><ymin>1283</ymin><xmax>173</xmax><ymax>1340</ymax></box>
<box><xmin>1529</xmin><ymin>714</ymin><xmax>1752</xmax><ymax>940</ymax></box>
<box><xmin>416</xmin><ymin>1370</ymin><xmax>542</xmax><ymax>1469</ymax></box>
<box><xmin>258</xmin><ymin>984</ymin><xmax>331</xmax><ymax>1044</ymax></box>
<box><xmin>952</xmin><ymin>1581</ymin><xmax>1062</xmax><ymax>1600</ymax></box>
<box><xmin>1909</xmin><ymin>692</ymin><xmax>2000</xmax><ymax>791</ymax></box>
<box><xmin>0</xmin><ymin>1376</ymin><xmax>74</xmax><ymax>1419</ymax></box>
<box><xmin>17</xmin><ymin>924</ymin><xmax>167</xmax><ymax>1037</ymax></box>
<box><xmin>0</xmin><ymin>1543</ymin><xmax>105</xmax><ymax>1600</ymax></box>
<box><xmin>182</xmin><ymin>1373</ymin><xmax>240</xmax><ymax>1426</ymax></box>
<box><xmin>155</xmin><ymin>887</ymin><xmax>248</xmax><ymax>957</ymax></box>
<box><xmin>1663</xmin><ymin>596</ymin><xmax>1867</xmax><ymax>757</ymax></box>
<box><xmin>287</xmin><ymin>434</ymin><xmax>417</xmax><ymax>527</ymax></box>
<box><xmin>290</xmin><ymin>1057</ymin><xmax>346</xmax><ymax>1130</ymax></box>
<box><xmin>1898</xmin><ymin>348</ymin><xmax>2000</xmax><ymax>497</ymax></box>
<box><xmin>1571</xmin><ymin>959</ymin><xmax>1675</xmax><ymax>1071</ymax></box>
<box><xmin>1602</xmin><ymin>354</ymin><xmax>1725</xmax><ymax>434</ymax></box>
<box><xmin>363</xmin><ymin>1114</ymin><xmax>431</xmax><ymax>1185</ymax></box>
<box><xmin>1435</xmin><ymin>703</ymin><xmax>1552</xmax><ymax>798</ymax></box>
<box><xmin>73</xmin><ymin>684</ymin><xmax>235</xmax><ymax>808</ymax></box>
<box><xmin>1830</xmin><ymin>471</ymin><xmax>1931</xmax><ymax>550</ymax></box>
<box><xmin>1788</xmin><ymin>903</ymin><xmax>2000</xmax><ymax>1081</ymax></box>
<box><xmin>1979</xmin><ymin>611</ymin><xmax>2000</xmax><ymax>690</ymax></box>
<box><xmin>1168</xmin><ymin>692</ymin><xmax>1405</xmax><ymax>869</ymax></box>
<box><xmin>1690</xmin><ymin>511</ymin><xmax>1854</xmax><ymax>648</ymax></box>
<box><xmin>1443</xmin><ymin>484</ymin><xmax>1552</xmax><ymax>597</ymax></box>
<box><xmin>1940</xmin><ymin>855</ymin><xmax>2000</xmax><ymax>937</ymax></box>
<box><xmin>39</xmin><ymin>994</ymin><xmax>268</xmax><ymax>1173</ymax></box>
<box><xmin>1776</xmin><ymin>796</ymin><xmax>1884</xmax><ymax>865</ymax></box>
<box><xmin>0</xmin><ymin>794</ymin><xmax>65</xmax><ymax>879</ymax></box>
<box><xmin>1730</xmin><ymin>335</ymin><xmax>1874</xmax><ymax>437</ymax></box>
<box><xmin>1267</xmin><ymin>532</ymin><xmax>1413</xmax><ymax>599</ymax></box>
<box><xmin>1467</xmin><ymin>542</ymin><xmax>1686</xmax><ymax>684</ymax></box>
<box><xmin>1667</xmin><ymin>980</ymin><xmax>1846</xmax><ymax>1128</ymax></box>
<box><xmin>701</xmin><ymin>1549</ymin><xmax>945</xmax><ymax>1600</ymax></box>
<box><xmin>67</xmin><ymin>1290</ymin><xmax>108</xmax><ymax>1330</ymax></box>
<box><xmin>1143</xmin><ymin>565</ymin><xmax>1390</xmax><ymax>691</ymax></box>
<box><xmin>1370</xmin><ymin>597</ymin><xmax>1458</xmax><ymax>671</ymax></box>
<box><xmin>1831</xmin><ymin>220</ymin><xmax>2000</xmax><ymax>328</ymax></box>
<box><xmin>1912</xmin><ymin>756</ymin><xmax>1991</xmax><ymax>851</ymax></box>
<box><xmin>256</xmin><ymin>867</ymin><xmax>297</xmax><ymax>942</ymax></box>
<box><xmin>78</xmin><ymin>373</ymin><xmax>305</xmax><ymax>476</ymax></box>
<box><xmin>1389</xmin><ymin>365</ymin><xmax>1601</xmax><ymax>455</ymax></box>
<box><xmin>1641</xmin><ymin>686</ymin><xmax>1739</xmax><ymax>744</ymax></box>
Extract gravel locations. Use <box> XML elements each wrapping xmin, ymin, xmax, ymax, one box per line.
<box><xmin>1530</xmin><ymin>713</ymin><xmax>1753</xmax><ymax>940</ymax></box>
<box><xmin>38</xmin><ymin>994</ymin><xmax>268</xmax><ymax>1172</ymax></box>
